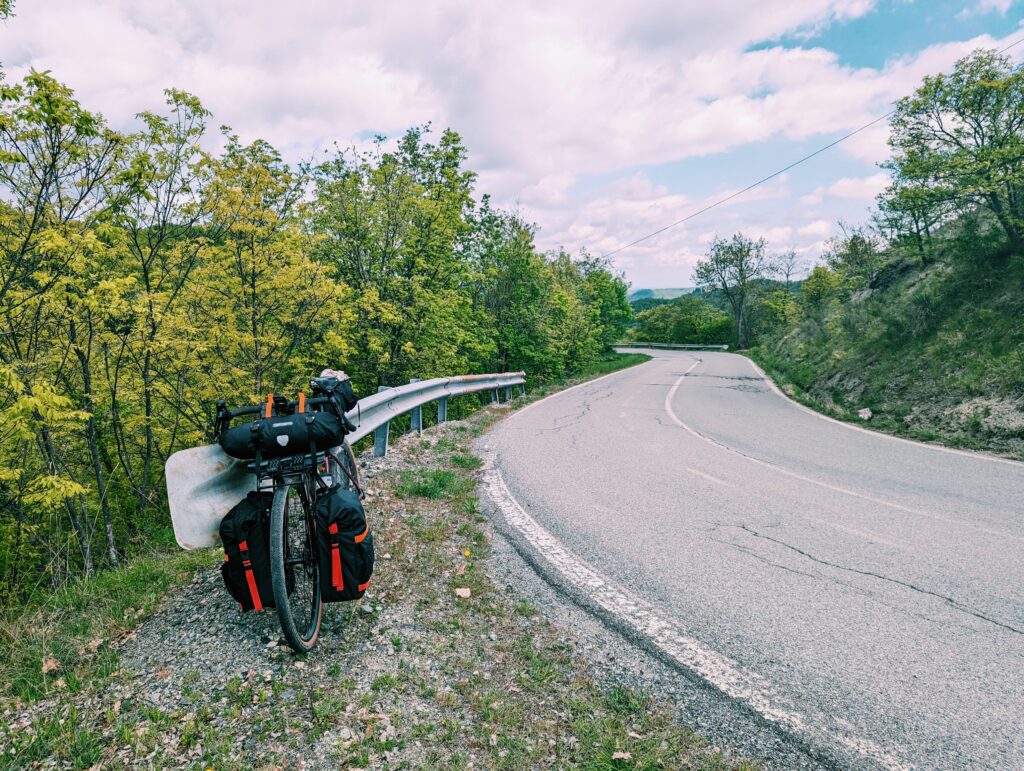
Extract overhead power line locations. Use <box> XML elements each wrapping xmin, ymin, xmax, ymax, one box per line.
<box><xmin>601</xmin><ymin>34</ymin><xmax>1024</xmax><ymax>259</ymax></box>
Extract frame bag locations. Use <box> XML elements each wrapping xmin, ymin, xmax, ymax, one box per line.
<box><xmin>315</xmin><ymin>485</ymin><xmax>374</xmax><ymax>602</ymax></box>
<box><xmin>219</xmin><ymin>491</ymin><xmax>276</xmax><ymax>611</ymax></box>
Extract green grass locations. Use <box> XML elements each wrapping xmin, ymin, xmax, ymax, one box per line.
<box><xmin>395</xmin><ymin>469</ymin><xmax>475</xmax><ymax>500</ymax></box>
<box><xmin>449</xmin><ymin>449</ymin><xmax>483</xmax><ymax>469</ymax></box>
<box><xmin>0</xmin><ymin>547</ymin><xmax>213</xmax><ymax>704</ymax></box>
<box><xmin>577</xmin><ymin>351</ymin><xmax>650</xmax><ymax>378</ymax></box>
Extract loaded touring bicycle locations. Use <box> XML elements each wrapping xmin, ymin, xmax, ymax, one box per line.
<box><xmin>168</xmin><ymin>371</ymin><xmax>375</xmax><ymax>653</ymax></box>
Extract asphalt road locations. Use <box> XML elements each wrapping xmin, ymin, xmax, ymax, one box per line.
<box><xmin>484</xmin><ymin>350</ymin><xmax>1024</xmax><ymax>770</ymax></box>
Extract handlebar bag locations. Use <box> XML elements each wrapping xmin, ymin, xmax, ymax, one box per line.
<box><xmin>314</xmin><ymin>485</ymin><xmax>374</xmax><ymax>602</ymax></box>
<box><xmin>312</xmin><ymin>375</ymin><xmax>358</xmax><ymax>413</ymax></box>
<box><xmin>219</xmin><ymin>491</ymin><xmax>279</xmax><ymax>611</ymax></box>
<box><xmin>219</xmin><ymin>411</ymin><xmax>345</xmax><ymax>460</ymax></box>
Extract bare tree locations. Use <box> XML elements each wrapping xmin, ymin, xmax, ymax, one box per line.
<box><xmin>777</xmin><ymin>250</ymin><xmax>803</xmax><ymax>289</ymax></box>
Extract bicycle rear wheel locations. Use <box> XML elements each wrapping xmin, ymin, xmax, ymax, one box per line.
<box><xmin>330</xmin><ymin>441</ymin><xmax>361</xmax><ymax>494</ymax></box>
<box><xmin>269</xmin><ymin>482</ymin><xmax>322</xmax><ymax>652</ymax></box>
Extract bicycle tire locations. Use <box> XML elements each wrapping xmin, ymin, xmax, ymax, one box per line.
<box><xmin>331</xmin><ymin>441</ymin><xmax>361</xmax><ymax>495</ymax></box>
<box><xmin>270</xmin><ymin>482</ymin><xmax>322</xmax><ymax>652</ymax></box>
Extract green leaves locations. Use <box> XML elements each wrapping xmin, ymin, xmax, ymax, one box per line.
<box><xmin>882</xmin><ymin>49</ymin><xmax>1024</xmax><ymax>256</ymax></box>
<box><xmin>0</xmin><ymin>69</ymin><xmax>627</xmax><ymax>597</ymax></box>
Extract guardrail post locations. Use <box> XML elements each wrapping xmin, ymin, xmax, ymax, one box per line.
<box><xmin>437</xmin><ymin>396</ymin><xmax>448</xmax><ymax>423</ymax></box>
<box><xmin>409</xmin><ymin>378</ymin><xmax>422</xmax><ymax>433</ymax></box>
<box><xmin>491</xmin><ymin>388</ymin><xmax>499</xmax><ymax>404</ymax></box>
<box><xmin>519</xmin><ymin>383</ymin><xmax>526</xmax><ymax>397</ymax></box>
<box><xmin>374</xmin><ymin>385</ymin><xmax>391</xmax><ymax>456</ymax></box>
<box><xmin>504</xmin><ymin>386</ymin><xmax>512</xmax><ymax>401</ymax></box>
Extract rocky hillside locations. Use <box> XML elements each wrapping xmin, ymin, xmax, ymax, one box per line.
<box><xmin>755</xmin><ymin>252</ymin><xmax>1024</xmax><ymax>459</ymax></box>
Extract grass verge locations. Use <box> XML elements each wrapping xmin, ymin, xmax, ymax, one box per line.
<box><xmin>748</xmin><ymin>348</ymin><xmax>1023</xmax><ymax>460</ymax></box>
<box><xmin>0</xmin><ymin>350</ymin><xmax>755</xmax><ymax>769</ymax></box>
<box><xmin>0</xmin><ymin>548</ymin><xmax>212</xmax><ymax>707</ymax></box>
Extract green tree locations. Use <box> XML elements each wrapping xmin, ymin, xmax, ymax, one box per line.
<box><xmin>576</xmin><ymin>252</ymin><xmax>632</xmax><ymax>348</ymax></box>
<box><xmin>633</xmin><ymin>296</ymin><xmax>732</xmax><ymax>345</ymax></box>
<box><xmin>106</xmin><ymin>89</ymin><xmax>218</xmax><ymax>512</ymax></box>
<box><xmin>800</xmin><ymin>266</ymin><xmax>841</xmax><ymax>321</ymax></box>
<box><xmin>693</xmin><ymin>233</ymin><xmax>775</xmax><ymax>348</ymax></box>
<box><xmin>0</xmin><ymin>70</ymin><xmax>127</xmax><ymax>578</ymax></box>
<box><xmin>823</xmin><ymin>223</ymin><xmax>884</xmax><ymax>289</ymax></box>
<box><xmin>883</xmin><ymin>49</ymin><xmax>1024</xmax><ymax>255</ymax></box>
<box><xmin>307</xmin><ymin>128</ymin><xmax>483</xmax><ymax>389</ymax></box>
<box><xmin>0</xmin><ymin>70</ymin><xmax>633</xmax><ymax>598</ymax></box>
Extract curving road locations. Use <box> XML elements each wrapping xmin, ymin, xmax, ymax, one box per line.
<box><xmin>484</xmin><ymin>350</ymin><xmax>1024</xmax><ymax>770</ymax></box>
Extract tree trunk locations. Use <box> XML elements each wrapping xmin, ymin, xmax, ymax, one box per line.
<box><xmin>141</xmin><ymin>347</ymin><xmax>154</xmax><ymax>507</ymax></box>
<box><xmin>986</xmin><ymin>194</ymin><xmax>1023</xmax><ymax>255</ymax></box>
<box><xmin>40</xmin><ymin>426</ymin><xmax>94</xmax><ymax>577</ymax></box>
<box><xmin>84</xmin><ymin>403</ymin><xmax>118</xmax><ymax>569</ymax></box>
<box><xmin>72</xmin><ymin>321</ymin><xmax>119</xmax><ymax>568</ymax></box>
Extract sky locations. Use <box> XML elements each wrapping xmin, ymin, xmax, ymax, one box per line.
<box><xmin>0</xmin><ymin>1</ymin><xmax>1021</xmax><ymax>288</ymax></box>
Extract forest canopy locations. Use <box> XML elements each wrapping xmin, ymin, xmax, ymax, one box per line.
<box><xmin>0</xmin><ymin>70</ymin><xmax>631</xmax><ymax>595</ymax></box>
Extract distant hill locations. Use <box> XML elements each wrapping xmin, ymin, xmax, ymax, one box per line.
<box><xmin>627</xmin><ymin>287</ymin><xmax>694</xmax><ymax>302</ymax></box>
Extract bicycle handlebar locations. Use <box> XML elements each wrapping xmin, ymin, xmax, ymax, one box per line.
<box><xmin>220</xmin><ymin>395</ymin><xmax>333</xmax><ymax>420</ymax></box>
<box><xmin>214</xmin><ymin>394</ymin><xmax>338</xmax><ymax>435</ymax></box>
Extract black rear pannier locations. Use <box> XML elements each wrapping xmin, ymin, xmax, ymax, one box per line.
<box><xmin>219</xmin><ymin>411</ymin><xmax>344</xmax><ymax>461</ymax></box>
<box><xmin>314</xmin><ymin>485</ymin><xmax>374</xmax><ymax>602</ymax></box>
<box><xmin>220</xmin><ymin>491</ymin><xmax>276</xmax><ymax>611</ymax></box>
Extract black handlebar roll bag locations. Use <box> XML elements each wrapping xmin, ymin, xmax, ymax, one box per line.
<box><xmin>312</xmin><ymin>375</ymin><xmax>358</xmax><ymax>413</ymax></box>
<box><xmin>219</xmin><ymin>411</ymin><xmax>345</xmax><ymax>460</ymax></box>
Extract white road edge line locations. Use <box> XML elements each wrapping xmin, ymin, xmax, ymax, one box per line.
<box><xmin>482</xmin><ymin>458</ymin><xmax>904</xmax><ymax>770</ymax></box>
<box><xmin>663</xmin><ymin>362</ymin><xmax>1023</xmax><ymax>544</ymax></box>
<box><xmin>741</xmin><ymin>355</ymin><xmax>1024</xmax><ymax>468</ymax></box>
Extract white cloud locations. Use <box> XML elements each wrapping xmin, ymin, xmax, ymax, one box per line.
<box><xmin>0</xmin><ymin>1</ymin><xmax>1018</xmax><ymax>286</ymax></box>
<box><xmin>823</xmin><ymin>172</ymin><xmax>890</xmax><ymax>200</ymax></box>
<box><xmin>957</xmin><ymin>0</ymin><xmax>1014</xmax><ymax>19</ymax></box>
<box><xmin>798</xmin><ymin>219</ymin><xmax>834</xmax><ymax>238</ymax></box>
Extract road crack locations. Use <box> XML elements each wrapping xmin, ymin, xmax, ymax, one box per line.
<box><xmin>734</xmin><ymin>524</ymin><xmax>1023</xmax><ymax>636</ymax></box>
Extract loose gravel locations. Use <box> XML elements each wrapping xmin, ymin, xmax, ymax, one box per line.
<box><xmin>2</xmin><ymin>404</ymin><xmax>766</xmax><ymax>769</ymax></box>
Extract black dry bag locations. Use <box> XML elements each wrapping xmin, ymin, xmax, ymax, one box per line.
<box><xmin>219</xmin><ymin>491</ymin><xmax>275</xmax><ymax>611</ymax></box>
<box><xmin>219</xmin><ymin>411</ymin><xmax>345</xmax><ymax>461</ymax></box>
<box><xmin>314</xmin><ymin>485</ymin><xmax>374</xmax><ymax>602</ymax></box>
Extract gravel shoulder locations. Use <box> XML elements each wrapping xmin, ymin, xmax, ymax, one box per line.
<box><xmin>476</xmin><ymin>441</ymin><xmax>827</xmax><ymax>771</ymax></box>
<box><xmin>2</xmin><ymin>395</ymin><xmax>758</xmax><ymax>769</ymax></box>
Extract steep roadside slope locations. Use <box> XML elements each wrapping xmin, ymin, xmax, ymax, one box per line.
<box><xmin>754</xmin><ymin>255</ymin><xmax>1024</xmax><ymax>459</ymax></box>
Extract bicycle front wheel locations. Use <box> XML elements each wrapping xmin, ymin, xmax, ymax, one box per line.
<box><xmin>270</xmin><ymin>482</ymin><xmax>322</xmax><ymax>652</ymax></box>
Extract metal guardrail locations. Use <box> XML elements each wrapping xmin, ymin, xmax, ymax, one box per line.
<box><xmin>615</xmin><ymin>342</ymin><xmax>730</xmax><ymax>351</ymax></box>
<box><xmin>348</xmin><ymin>371</ymin><xmax>527</xmax><ymax>456</ymax></box>
<box><xmin>166</xmin><ymin>370</ymin><xmax>527</xmax><ymax>548</ymax></box>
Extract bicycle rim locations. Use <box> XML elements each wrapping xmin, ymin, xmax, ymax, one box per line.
<box><xmin>331</xmin><ymin>442</ymin><xmax>361</xmax><ymax>494</ymax></box>
<box><xmin>270</xmin><ymin>483</ymin><xmax>322</xmax><ymax>652</ymax></box>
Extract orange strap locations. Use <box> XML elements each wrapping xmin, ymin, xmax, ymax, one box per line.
<box><xmin>297</xmin><ymin>392</ymin><xmax>306</xmax><ymax>414</ymax></box>
<box><xmin>264</xmin><ymin>393</ymin><xmax>274</xmax><ymax>418</ymax></box>
<box><xmin>239</xmin><ymin>540</ymin><xmax>263</xmax><ymax>611</ymax></box>
<box><xmin>328</xmin><ymin>523</ymin><xmax>343</xmax><ymax>591</ymax></box>
<box><xmin>358</xmin><ymin>580</ymin><xmax>370</xmax><ymax>592</ymax></box>
<box><xmin>354</xmin><ymin>525</ymin><xmax>369</xmax><ymax>544</ymax></box>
